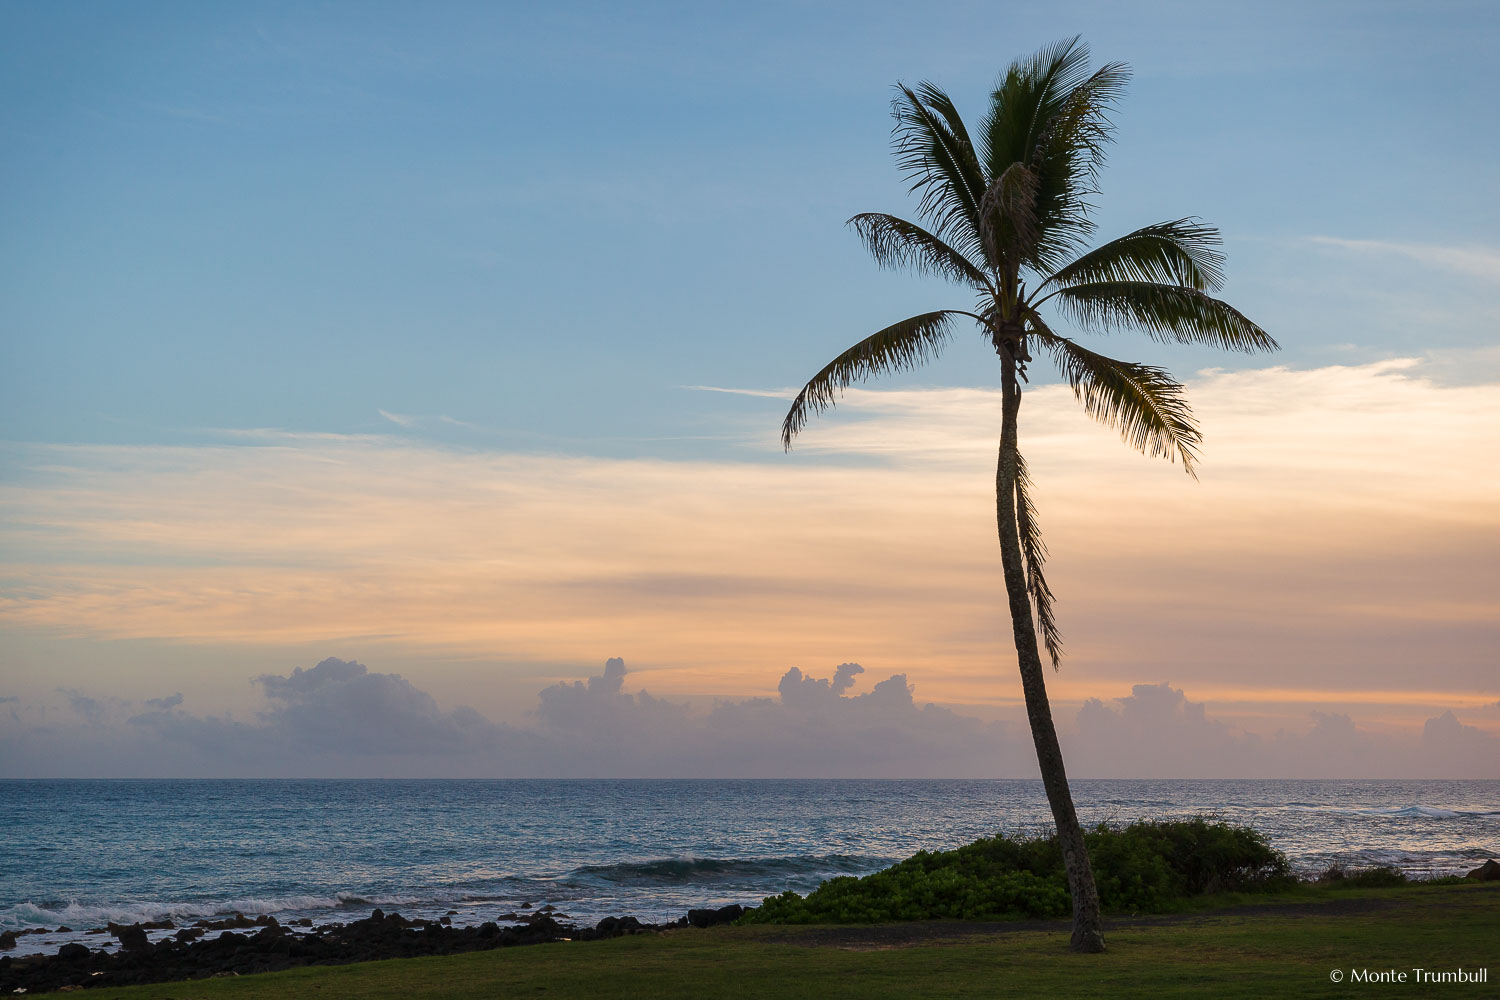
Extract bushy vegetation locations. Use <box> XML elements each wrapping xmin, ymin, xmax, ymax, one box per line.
<box><xmin>739</xmin><ymin>818</ymin><xmax>1293</xmax><ymax>924</ymax></box>
<box><xmin>1317</xmin><ymin>864</ymin><xmax>1408</xmax><ymax>888</ymax></box>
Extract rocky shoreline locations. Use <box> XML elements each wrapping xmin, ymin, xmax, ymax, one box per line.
<box><xmin>0</xmin><ymin>904</ymin><xmax>749</xmax><ymax>995</ymax></box>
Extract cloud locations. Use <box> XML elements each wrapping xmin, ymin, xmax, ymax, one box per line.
<box><xmin>528</xmin><ymin>658</ymin><xmax>1015</xmax><ymax>778</ymax></box>
<box><xmin>1307</xmin><ymin>236</ymin><xmax>1500</xmax><ymax>281</ymax></box>
<box><xmin>58</xmin><ymin>688</ymin><xmax>107</xmax><ymax>724</ymax></box>
<box><xmin>1</xmin><ymin>660</ymin><xmax>1493</xmax><ymax>779</ymax></box>
<box><xmin>247</xmin><ymin>657</ymin><xmax>500</xmax><ymax>756</ymax></box>
<box><xmin>377</xmin><ymin>409</ymin><xmax>479</xmax><ymax>430</ymax></box>
<box><xmin>377</xmin><ymin>409</ymin><xmax>418</xmax><ymax>427</ymax></box>
<box><xmin>1421</xmin><ymin>710</ymin><xmax>1497</xmax><ymax>764</ymax></box>
<box><xmin>1073</xmin><ymin>683</ymin><xmax>1500</xmax><ymax>779</ymax></box>
<box><xmin>0</xmin><ymin>657</ymin><xmax>1024</xmax><ymax>778</ymax></box>
<box><xmin>681</xmin><ymin>385</ymin><xmax>795</xmax><ymax>399</ymax></box>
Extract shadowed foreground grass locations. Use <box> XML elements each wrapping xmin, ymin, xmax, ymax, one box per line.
<box><xmin>53</xmin><ymin>884</ymin><xmax>1499</xmax><ymax>1000</ymax></box>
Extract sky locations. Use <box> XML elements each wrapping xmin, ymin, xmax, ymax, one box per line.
<box><xmin>1</xmin><ymin>1</ymin><xmax>1497</xmax><ymax>777</ymax></box>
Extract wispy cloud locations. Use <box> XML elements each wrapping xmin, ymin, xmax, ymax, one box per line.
<box><xmin>681</xmin><ymin>385</ymin><xmax>796</xmax><ymax>399</ymax></box>
<box><xmin>1308</xmin><ymin>236</ymin><xmax>1500</xmax><ymax>281</ymax></box>
<box><xmin>377</xmin><ymin>409</ymin><xmax>418</xmax><ymax>427</ymax></box>
<box><xmin>378</xmin><ymin>409</ymin><xmax>480</xmax><ymax>430</ymax></box>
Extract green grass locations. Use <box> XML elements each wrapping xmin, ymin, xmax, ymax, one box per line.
<box><xmin>44</xmin><ymin>883</ymin><xmax>1498</xmax><ymax>1000</ymax></box>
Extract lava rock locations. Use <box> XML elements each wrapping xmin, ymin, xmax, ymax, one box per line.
<box><xmin>685</xmin><ymin>904</ymin><xmax>745</xmax><ymax>929</ymax></box>
<box><xmin>115</xmin><ymin>925</ymin><xmax>150</xmax><ymax>952</ymax></box>
<box><xmin>0</xmin><ymin>906</ymin><xmax>675</xmax><ymax>995</ymax></box>
<box><xmin>1466</xmin><ymin>859</ymin><xmax>1500</xmax><ymax>881</ymax></box>
<box><xmin>595</xmin><ymin>916</ymin><xmax>642</xmax><ymax>934</ymax></box>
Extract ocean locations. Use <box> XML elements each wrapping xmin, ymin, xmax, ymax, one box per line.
<box><xmin>3</xmin><ymin>779</ymin><xmax>1496</xmax><ymax>956</ymax></box>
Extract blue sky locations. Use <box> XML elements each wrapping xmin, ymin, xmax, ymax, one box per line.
<box><xmin>3</xmin><ymin>0</ymin><xmax>1496</xmax><ymax>457</ymax></box>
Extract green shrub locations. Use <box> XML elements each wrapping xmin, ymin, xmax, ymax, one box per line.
<box><xmin>739</xmin><ymin>818</ymin><xmax>1292</xmax><ymax>925</ymax></box>
<box><xmin>1317</xmin><ymin>864</ymin><xmax>1407</xmax><ymax>888</ymax></box>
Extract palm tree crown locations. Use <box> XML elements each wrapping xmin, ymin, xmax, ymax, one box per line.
<box><xmin>783</xmin><ymin>36</ymin><xmax>1276</xmax><ymax>665</ymax></box>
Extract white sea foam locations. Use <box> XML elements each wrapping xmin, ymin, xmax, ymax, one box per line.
<box><xmin>1282</xmin><ymin>803</ymin><xmax>1497</xmax><ymax>819</ymax></box>
<box><xmin>0</xmin><ymin>892</ymin><xmax>447</xmax><ymax>931</ymax></box>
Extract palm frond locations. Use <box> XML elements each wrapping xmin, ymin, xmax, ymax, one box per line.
<box><xmin>1032</xmin><ymin>59</ymin><xmax>1131</xmax><ymax>188</ymax></box>
<box><xmin>1043</xmin><ymin>219</ymin><xmax>1225</xmax><ymax>293</ymax></box>
<box><xmin>1014</xmin><ymin>451</ymin><xmax>1062</xmax><ymax>666</ymax></box>
<box><xmin>1051</xmin><ymin>280</ymin><xmax>1277</xmax><ymax>353</ymax></box>
<box><xmin>981</xmin><ymin>35</ymin><xmax>1096</xmax><ymax>173</ymax></box>
<box><xmin>979</xmin><ymin>37</ymin><xmax>1131</xmax><ymax>275</ymax></box>
<box><xmin>782</xmin><ymin>311</ymin><xmax>963</xmax><ymax>449</ymax></box>
<box><xmin>1025</xmin><ymin>60</ymin><xmax>1131</xmax><ymax>273</ymax></box>
<box><xmin>891</xmin><ymin>83</ymin><xmax>988</xmax><ymax>265</ymax></box>
<box><xmin>1032</xmin><ymin>322</ymin><xmax>1202</xmax><ymax>474</ymax></box>
<box><xmin>848</xmin><ymin>212</ymin><xmax>992</xmax><ymax>290</ymax></box>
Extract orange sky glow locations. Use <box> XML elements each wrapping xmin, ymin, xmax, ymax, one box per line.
<box><xmin>2</xmin><ymin>358</ymin><xmax>1497</xmax><ymax>737</ymax></box>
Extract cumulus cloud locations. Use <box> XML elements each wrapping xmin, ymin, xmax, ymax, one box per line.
<box><xmin>0</xmin><ymin>657</ymin><xmax>1022</xmax><ymax>778</ymax></box>
<box><xmin>1422</xmin><ymin>711</ymin><xmax>1497</xmax><ymax>764</ymax></box>
<box><xmin>526</xmin><ymin>658</ymin><xmax>1014</xmax><ymax>777</ymax></box>
<box><xmin>0</xmin><ymin>660</ymin><xmax>1492</xmax><ymax>779</ymax></box>
<box><xmin>1073</xmin><ymin>683</ymin><xmax>1500</xmax><ymax>778</ymax></box>
<box><xmin>58</xmin><ymin>688</ymin><xmax>107</xmax><ymax>724</ymax></box>
<box><xmin>245</xmin><ymin>657</ymin><xmax>500</xmax><ymax>756</ymax></box>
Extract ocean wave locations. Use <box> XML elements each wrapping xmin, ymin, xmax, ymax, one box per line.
<box><xmin>0</xmin><ymin>887</ymin><xmax>566</xmax><ymax>932</ymax></box>
<box><xmin>566</xmin><ymin>854</ymin><xmax>886</xmax><ymax>886</ymax></box>
<box><xmin>0</xmin><ymin>894</ymin><xmax>344</xmax><ymax>930</ymax></box>
<box><xmin>1282</xmin><ymin>804</ymin><xmax>1498</xmax><ymax>819</ymax></box>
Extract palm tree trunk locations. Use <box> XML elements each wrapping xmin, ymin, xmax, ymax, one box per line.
<box><xmin>996</xmin><ymin>350</ymin><xmax>1106</xmax><ymax>953</ymax></box>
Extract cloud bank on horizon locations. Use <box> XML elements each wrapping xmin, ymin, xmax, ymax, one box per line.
<box><xmin>0</xmin><ymin>656</ymin><xmax>1493</xmax><ymax>779</ymax></box>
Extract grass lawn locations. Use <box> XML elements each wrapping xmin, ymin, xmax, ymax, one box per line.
<box><xmin>47</xmin><ymin>883</ymin><xmax>1498</xmax><ymax>1000</ymax></box>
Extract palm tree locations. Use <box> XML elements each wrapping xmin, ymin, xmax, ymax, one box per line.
<box><xmin>780</xmin><ymin>37</ymin><xmax>1277</xmax><ymax>952</ymax></box>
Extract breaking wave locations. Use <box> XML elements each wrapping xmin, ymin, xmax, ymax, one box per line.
<box><xmin>0</xmin><ymin>892</ymin><xmax>448</xmax><ymax>931</ymax></box>
<box><xmin>1282</xmin><ymin>804</ymin><xmax>1500</xmax><ymax>819</ymax></box>
<box><xmin>566</xmin><ymin>854</ymin><xmax>886</xmax><ymax>886</ymax></box>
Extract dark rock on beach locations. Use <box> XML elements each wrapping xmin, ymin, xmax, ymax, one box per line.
<box><xmin>193</xmin><ymin>912</ymin><xmax>257</xmax><ymax>931</ymax></box>
<box><xmin>1467</xmin><ymin>859</ymin><xmax>1500</xmax><ymax>881</ymax></box>
<box><xmin>0</xmin><ymin>898</ymin><xmax>765</xmax><ymax>996</ymax></box>
<box><xmin>0</xmin><ymin>903</ymin><xmax>755</xmax><ymax>995</ymax></box>
<box><xmin>114</xmin><ymin>925</ymin><xmax>150</xmax><ymax>952</ymax></box>
<box><xmin>686</xmin><ymin>904</ymin><xmax>746</xmax><ymax>928</ymax></box>
<box><xmin>595</xmin><ymin>916</ymin><xmax>643</xmax><ymax>934</ymax></box>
